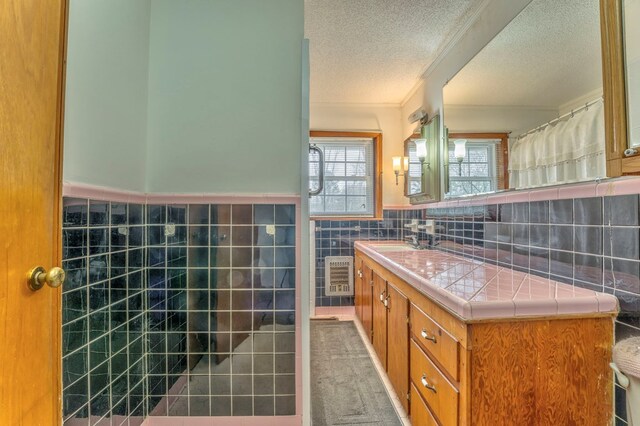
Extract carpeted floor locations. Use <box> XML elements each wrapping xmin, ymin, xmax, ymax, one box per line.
<box><xmin>311</xmin><ymin>320</ymin><xmax>403</xmax><ymax>426</ymax></box>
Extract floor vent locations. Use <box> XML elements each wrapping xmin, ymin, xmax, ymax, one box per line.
<box><xmin>324</xmin><ymin>256</ymin><xmax>354</xmax><ymax>296</ymax></box>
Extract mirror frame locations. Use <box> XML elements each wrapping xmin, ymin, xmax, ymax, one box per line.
<box><xmin>603</xmin><ymin>0</ymin><xmax>640</xmax><ymax>174</ymax></box>
<box><xmin>407</xmin><ymin>115</ymin><xmax>442</xmax><ymax>204</ymax></box>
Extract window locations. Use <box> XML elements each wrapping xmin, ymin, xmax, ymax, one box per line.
<box><xmin>448</xmin><ymin>141</ymin><xmax>497</xmax><ymax>197</ymax></box>
<box><xmin>309</xmin><ymin>131</ymin><xmax>382</xmax><ymax>218</ymax></box>
<box><xmin>405</xmin><ymin>141</ymin><xmax>422</xmax><ymax>195</ymax></box>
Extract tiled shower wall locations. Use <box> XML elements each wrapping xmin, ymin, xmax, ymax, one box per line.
<box><xmin>62</xmin><ymin>199</ymin><xmax>146</xmax><ymax>425</ymax></box>
<box><xmin>62</xmin><ymin>198</ymin><xmax>297</xmax><ymax>424</ymax></box>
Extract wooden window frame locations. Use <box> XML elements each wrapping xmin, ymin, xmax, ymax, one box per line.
<box><xmin>309</xmin><ymin>130</ymin><xmax>383</xmax><ymax>220</ymax></box>
<box><xmin>448</xmin><ymin>132</ymin><xmax>510</xmax><ymax>189</ymax></box>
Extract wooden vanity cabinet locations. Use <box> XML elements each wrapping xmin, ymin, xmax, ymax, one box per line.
<box><xmin>386</xmin><ymin>282</ymin><xmax>409</xmax><ymax>412</ymax></box>
<box><xmin>372</xmin><ymin>271</ymin><xmax>388</xmax><ymax>368</ymax></box>
<box><xmin>354</xmin><ymin>249</ymin><xmax>615</xmax><ymax>426</ymax></box>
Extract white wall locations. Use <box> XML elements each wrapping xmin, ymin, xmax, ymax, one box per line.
<box><xmin>145</xmin><ymin>0</ymin><xmax>304</xmax><ymax>194</ymax></box>
<box><xmin>63</xmin><ymin>0</ymin><xmax>151</xmax><ymax>192</ymax></box>
<box><xmin>309</xmin><ymin>103</ymin><xmax>408</xmax><ymax>207</ymax></box>
<box><xmin>444</xmin><ymin>105</ymin><xmax>558</xmax><ymax>136</ymax></box>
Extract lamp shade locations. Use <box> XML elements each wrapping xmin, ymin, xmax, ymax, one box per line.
<box><xmin>392</xmin><ymin>156</ymin><xmax>402</xmax><ymax>172</ymax></box>
<box><xmin>415</xmin><ymin>139</ymin><xmax>427</xmax><ymax>161</ymax></box>
<box><xmin>454</xmin><ymin>139</ymin><xmax>467</xmax><ymax>162</ymax></box>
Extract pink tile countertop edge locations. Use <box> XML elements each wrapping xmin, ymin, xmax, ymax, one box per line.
<box><xmin>355</xmin><ymin>241</ymin><xmax>619</xmax><ymax>322</ymax></box>
<box><xmin>384</xmin><ymin>176</ymin><xmax>640</xmax><ymax>210</ymax></box>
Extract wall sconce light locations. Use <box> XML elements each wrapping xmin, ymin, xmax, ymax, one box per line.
<box><xmin>414</xmin><ymin>139</ymin><xmax>427</xmax><ymax>162</ymax></box>
<box><xmin>392</xmin><ymin>156</ymin><xmax>409</xmax><ymax>185</ymax></box>
<box><xmin>453</xmin><ymin>139</ymin><xmax>467</xmax><ymax>174</ymax></box>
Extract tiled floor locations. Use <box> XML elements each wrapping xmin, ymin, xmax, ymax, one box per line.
<box><xmin>311</xmin><ymin>310</ymin><xmax>410</xmax><ymax>426</ymax></box>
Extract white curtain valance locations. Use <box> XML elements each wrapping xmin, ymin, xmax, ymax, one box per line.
<box><xmin>509</xmin><ymin>99</ymin><xmax>606</xmax><ymax>189</ymax></box>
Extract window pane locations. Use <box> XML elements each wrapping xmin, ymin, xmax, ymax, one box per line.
<box><xmin>324</xmin><ymin>146</ymin><xmax>345</xmax><ymax>162</ymax></box>
<box><xmin>325</xmin><ymin>196</ymin><xmax>346</xmax><ymax>212</ymax></box>
<box><xmin>325</xmin><ymin>162</ymin><xmax>345</xmax><ymax>177</ymax></box>
<box><xmin>309</xmin><ymin>196</ymin><xmax>323</xmax><ymax>212</ymax></box>
<box><xmin>309</xmin><ymin>162</ymin><xmax>319</xmax><ymax>177</ymax></box>
<box><xmin>347</xmin><ymin>197</ymin><xmax>368</xmax><ymax>213</ymax></box>
<box><xmin>346</xmin><ymin>147</ymin><xmax>365</xmax><ymax>162</ymax></box>
<box><xmin>469</xmin><ymin>163</ymin><xmax>489</xmax><ymax>176</ymax></box>
<box><xmin>309</xmin><ymin>137</ymin><xmax>375</xmax><ymax>216</ymax></box>
<box><xmin>346</xmin><ymin>181</ymin><xmax>367</xmax><ymax>196</ymax></box>
<box><xmin>324</xmin><ymin>181</ymin><xmax>346</xmax><ymax>195</ymax></box>
<box><xmin>468</xmin><ymin>147</ymin><xmax>488</xmax><ymax>162</ymax></box>
<box><xmin>346</xmin><ymin>162</ymin><xmax>367</xmax><ymax>177</ymax></box>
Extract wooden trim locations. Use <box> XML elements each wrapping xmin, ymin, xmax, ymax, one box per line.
<box><xmin>448</xmin><ymin>132</ymin><xmax>510</xmax><ymax>190</ymax></box>
<box><xmin>310</xmin><ymin>130</ymin><xmax>383</xmax><ymax>219</ymax></box>
<box><xmin>600</xmin><ymin>0</ymin><xmax>630</xmax><ymax>176</ymax></box>
<box><xmin>53</xmin><ymin>1</ymin><xmax>69</xmax><ymax>424</ymax></box>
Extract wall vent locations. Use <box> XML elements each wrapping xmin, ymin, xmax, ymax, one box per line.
<box><xmin>324</xmin><ymin>256</ymin><xmax>354</xmax><ymax>296</ymax></box>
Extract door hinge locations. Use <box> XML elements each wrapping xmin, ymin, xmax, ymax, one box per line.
<box><xmin>407</xmin><ymin>392</ymin><xmax>410</xmax><ymax>401</ymax></box>
<box><xmin>370</xmin><ymin>280</ymin><xmax>374</xmax><ymax>287</ymax></box>
<box><xmin>406</xmin><ymin>316</ymin><xmax>410</xmax><ymax>325</ymax></box>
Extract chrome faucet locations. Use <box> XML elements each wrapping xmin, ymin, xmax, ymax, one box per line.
<box><xmin>405</xmin><ymin>234</ymin><xmax>421</xmax><ymax>248</ymax></box>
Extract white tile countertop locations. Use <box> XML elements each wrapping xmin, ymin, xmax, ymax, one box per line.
<box><xmin>355</xmin><ymin>241</ymin><xmax>619</xmax><ymax>321</ymax></box>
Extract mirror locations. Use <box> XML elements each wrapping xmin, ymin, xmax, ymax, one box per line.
<box><xmin>405</xmin><ymin>115</ymin><xmax>442</xmax><ymax>203</ymax></box>
<box><xmin>443</xmin><ymin>0</ymin><xmax>605</xmax><ymax>197</ymax></box>
<box><xmin>404</xmin><ymin>133</ymin><xmax>423</xmax><ymax>196</ymax></box>
<box><xmin>624</xmin><ymin>0</ymin><xmax>640</xmax><ymax>149</ymax></box>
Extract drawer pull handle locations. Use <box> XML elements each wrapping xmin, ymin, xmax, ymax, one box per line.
<box><xmin>421</xmin><ymin>329</ymin><xmax>437</xmax><ymax>343</ymax></box>
<box><xmin>421</xmin><ymin>375</ymin><xmax>437</xmax><ymax>393</ymax></box>
<box><xmin>379</xmin><ymin>291</ymin><xmax>385</xmax><ymax>301</ymax></box>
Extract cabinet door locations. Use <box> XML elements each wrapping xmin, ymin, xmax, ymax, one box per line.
<box><xmin>362</xmin><ymin>263</ymin><xmax>373</xmax><ymax>341</ymax></box>
<box><xmin>387</xmin><ymin>283</ymin><xmax>409</xmax><ymax>412</ymax></box>
<box><xmin>354</xmin><ymin>255</ymin><xmax>363</xmax><ymax>324</ymax></box>
<box><xmin>372</xmin><ymin>271</ymin><xmax>387</xmax><ymax>368</ymax></box>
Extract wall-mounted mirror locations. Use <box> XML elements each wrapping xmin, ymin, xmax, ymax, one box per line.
<box><xmin>443</xmin><ymin>0</ymin><xmax>606</xmax><ymax>196</ymax></box>
<box><xmin>405</xmin><ymin>115</ymin><xmax>442</xmax><ymax>203</ymax></box>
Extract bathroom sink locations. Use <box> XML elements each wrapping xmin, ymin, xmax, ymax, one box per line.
<box><xmin>368</xmin><ymin>243</ymin><xmax>418</xmax><ymax>252</ymax></box>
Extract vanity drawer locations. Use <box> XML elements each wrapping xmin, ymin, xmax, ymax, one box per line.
<box><xmin>410</xmin><ymin>339</ymin><xmax>459</xmax><ymax>426</ymax></box>
<box><xmin>410</xmin><ymin>383</ymin><xmax>439</xmax><ymax>426</ymax></box>
<box><xmin>411</xmin><ymin>303</ymin><xmax>460</xmax><ymax>381</ymax></box>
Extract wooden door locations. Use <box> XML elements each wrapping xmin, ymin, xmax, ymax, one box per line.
<box><xmin>361</xmin><ymin>263</ymin><xmax>373</xmax><ymax>341</ymax></box>
<box><xmin>372</xmin><ymin>272</ymin><xmax>387</xmax><ymax>368</ymax></box>
<box><xmin>354</xmin><ymin>255</ymin><xmax>363</xmax><ymax>323</ymax></box>
<box><xmin>387</xmin><ymin>283</ymin><xmax>409</xmax><ymax>412</ymax></box>
<box><xmin>0</xmin><ymin>1</ymin><xmax>67</xmax><ymax>424</ymax></box>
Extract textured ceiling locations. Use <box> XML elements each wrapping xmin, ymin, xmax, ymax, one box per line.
<box><xmin>305</xmin><ymin>0</ymin><xmax>479</xmax><ymax>104</ymax></box>
<box><xmin>444</xmin><ymin>0</ymin><xmax>602</xmax><ymax>109</ymax></box>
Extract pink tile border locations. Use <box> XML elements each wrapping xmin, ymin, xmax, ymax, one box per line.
<box><xmin>145</xmin><ymin>415</ymin><xmax>302</xmax><ymax>425</ymax></box>
<box><xmin>63</xmin><ymin>181</ymin><xmax>147</xmax><ymax>203</ymax></box>
<box><xmin>413</xmin><ymin>176</ymin><xmax>640</xmax><ymax>210</ymax></box>
<box><xmin>313</xmin><ymin>306</ymin><xmax>356</xmax><ymax>317</ymax></box>
<box><xmin>63</xmin><ymin>181</ymin><xmax>302</xmax><ymax>205</ymax></box>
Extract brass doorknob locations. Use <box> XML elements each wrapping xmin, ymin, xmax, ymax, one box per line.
<box><xmin>27</xmin><ymin>266</ymin><xmax>66</xmax><ymax>291</ymax></box>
